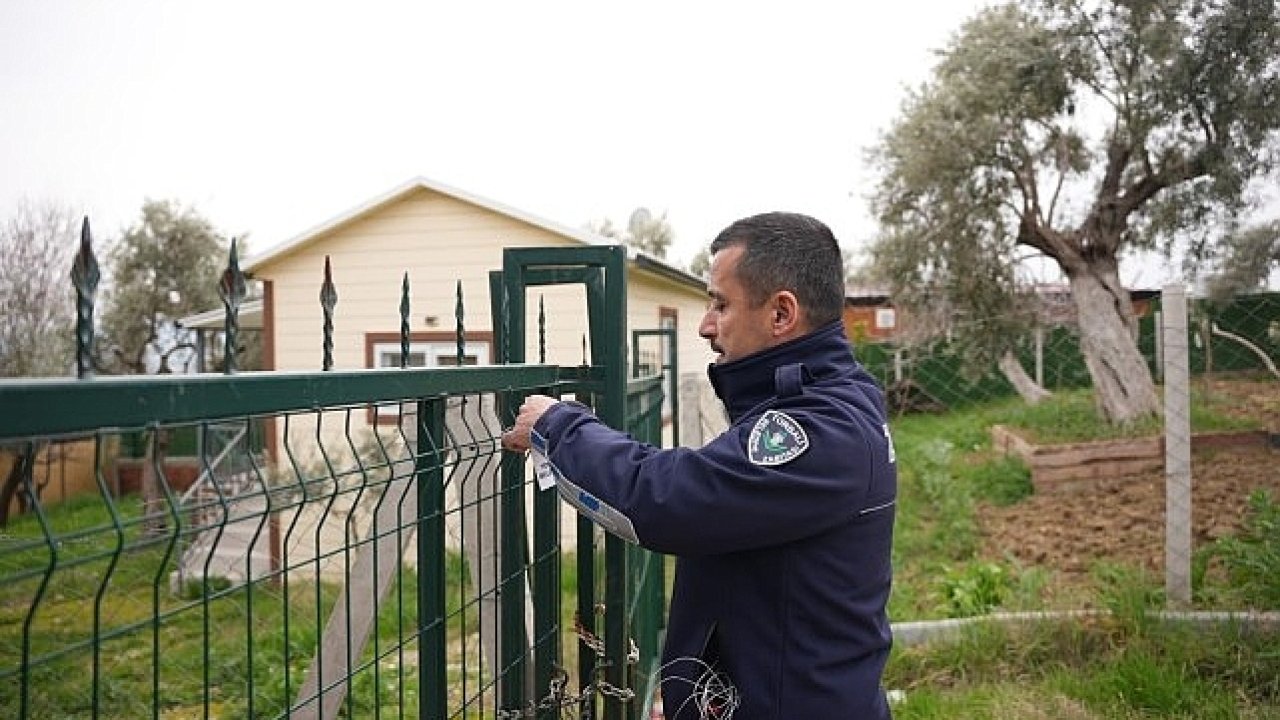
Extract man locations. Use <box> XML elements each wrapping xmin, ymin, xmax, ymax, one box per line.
<box><xmin>502</xmin><ymin>212</ymin><xmax>896</xmax><ymax>719</ymax></box>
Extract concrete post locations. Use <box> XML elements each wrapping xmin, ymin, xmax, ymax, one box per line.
<box><xmin>1162</xmin><ymin>284</ymin><xmax>1192</xmax><ymax>607</ymax></box>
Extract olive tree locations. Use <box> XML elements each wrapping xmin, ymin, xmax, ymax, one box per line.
<box><xmin>99</xmin><ymin>199</ymin><xmax>230</xmax><ymax>375</ymax></box>
<box><xmin>98</xmin><ymin>200</ymin><xmax>231</xmax><ymax>535</ymax></box>
<box><xmin>869</xmin><ymin>0</ymin><xmax>1280</xmax><ymax>423</ymax></box>
<box><xmin>1204</xmin><ymin>219</ymin><xmax>1280</xmax><ymax>298</ymax></box>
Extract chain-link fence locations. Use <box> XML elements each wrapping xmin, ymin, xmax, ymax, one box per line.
<box><xmin>677</xmin><ymin>288</ymin><xmax>1278</xmax><ymax>613</ymax></box>
<box><xmin>852</xmin><ymin>287</ymin><xmax>1278</xmax><ymax>609</ymax></box>
<box><xmin>854</xmin><ymin>291</ymin><xmax>1280</xmax><ymax>413</ymax></box>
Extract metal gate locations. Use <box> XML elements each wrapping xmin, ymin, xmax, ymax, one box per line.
<box><xmin>0</xmin><ymin>240</ymin><xmax>672</xmax><ymax>720</ymax></box>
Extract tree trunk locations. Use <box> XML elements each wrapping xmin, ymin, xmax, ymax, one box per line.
<box><xmin>997</xmin><ymin>350</ymin><xmax>1052</xmax><ymax>405</ymax></box>
<box><xmin>0</xmin><ymin>442</ymin><xmax>39</xmax><ymax>527</ymax></box>
<box><xmin>1066</xmin><ymin>264</ymin><xmax>1160</xmax><ymax>423</ymax></box>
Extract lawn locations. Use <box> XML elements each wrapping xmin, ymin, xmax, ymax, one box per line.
<box><xmin>884</xmin><ymin>381</ymin><xmax>1280</xmax><ymax>718</ymax></box>
<box><xmin>2</xmin><ymin>380</ymin><xmax>1277</xmax><ymax>718</ymax></box>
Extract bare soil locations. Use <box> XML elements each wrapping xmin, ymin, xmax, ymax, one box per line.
<box><xmin>979</xmin><ymin>378</ymin><xmax>1280</xmax><ymax>590</ymax></box>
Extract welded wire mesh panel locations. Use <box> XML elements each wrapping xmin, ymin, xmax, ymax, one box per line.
<box><xmin>1</xmin><ymin>239</ymin><xmax>674</xmax><ymax>719</ymax></box>
<box><xmin>0</xmin><ymin>386</ymin><xmax>578</xmax><ymax>720</ymax></box>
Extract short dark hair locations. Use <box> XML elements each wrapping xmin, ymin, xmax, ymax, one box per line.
<box><xmin>709</xmin><ymin>212</ymin><xmax>845</xmax><ymax>327</ymax></box>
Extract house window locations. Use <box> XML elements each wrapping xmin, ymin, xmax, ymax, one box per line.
<box><xmin>875</xmin><ymin>308</ymin><xmax>896</xmax><ymax>330</ymax></box>
<box><xmin>371</xmin><ymin>341</ymin><xmax>487</xmax><ymax>369</ymax></box>
<box><xmin>365</xmin><ymin>332</ymin><xmax>493</xmax><ymax>422</ymax></box>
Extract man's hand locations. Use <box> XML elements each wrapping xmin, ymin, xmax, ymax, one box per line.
<box><xmin>500</xmin><ymin>394</ymin><xmax>561</xmax><ymax>452</ymax></box>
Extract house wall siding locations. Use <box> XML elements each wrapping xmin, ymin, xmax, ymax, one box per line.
<box><xmin>251</xmin><ymin>186</ymin><xmax>716</xmax><ymax>458</ymax></box>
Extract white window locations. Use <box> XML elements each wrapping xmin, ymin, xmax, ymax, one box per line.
<box><xmin>875</xmin><ymin>308</ymin><xmax>896</xmax><ymax>330</ymax></box>
<box><xmin>373</xmin><ymin>340</ymin><xmax>489</xmax><ymax>369</ymax></box>
<box><xmin>372</xmin><ymin>340</ymin><xmax>490</xmax><ymax>419</ymax></box>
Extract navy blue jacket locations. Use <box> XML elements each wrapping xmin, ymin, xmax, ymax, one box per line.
<box><xmin>535</xmin><ymin>322</ymin><xmax>896</xmax><ymax>719</ymax></box>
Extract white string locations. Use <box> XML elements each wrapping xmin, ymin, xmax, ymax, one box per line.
<box><xmin>655</xmin><ymin>657</ymin><xmax>741</xmax><ymax>719</ymax></box>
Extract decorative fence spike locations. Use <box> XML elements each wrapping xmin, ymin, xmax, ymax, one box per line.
<box><xmin>500</xmin><ymin>285</ymin><xmax>510</xmax><ymax>365</ymax></box>
<box><xmin>320</xmin><ymin>256</ymin><xmax>337</xmax><ymax>371</ymax></box>
<box><xmin>400</xmin><ymin>273</ymin><xmax>410</xmax><ymax>369</ymax></box>
<box><xmin>218</xmin><ymin>238</ymin><xmax>248</xmax><ymax>374</ymax></box>
<box><xmin>455</xmin><ymin>281</ymin><xmax>465</xmax><ymax>366</ymax></box>
<box><xmin>538</xmin><ymin>296</ymin><xmax>546</xmax><ymax>364</ymax></box>
<box><xmin>70</xmin><ymin>217</ymin><xmax>100</xmax><ymax>379</ymax></box>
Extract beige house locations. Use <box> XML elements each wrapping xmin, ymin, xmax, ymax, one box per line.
<box><xmin>227</xmin><ymin>177</ymin><xmax>716</xmax><ymax>455</ymax></box>
<box><xmin>175</xmin><ymin>176</ymin><xmax>720</xmax><ymax>562</ymax></box>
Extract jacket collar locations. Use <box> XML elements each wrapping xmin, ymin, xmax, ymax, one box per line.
<box><xmin>707</xmin><ymin>321</ymin><xmax>855</xmax><ymax>421</ymax></box>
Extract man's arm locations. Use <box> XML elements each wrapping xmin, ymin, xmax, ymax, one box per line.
<box><xmin>500</xmin><ymin>394</ymin><xmax>560</xmax><ymax>452</ymax></box>
<box><xmin>501</xmin><ymin>392</ymin><xmax>890</xmax><ymax>556</ymax></box>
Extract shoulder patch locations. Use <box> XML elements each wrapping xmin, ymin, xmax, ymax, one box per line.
<box><xmin>747</xmin><ymin>410</ymin><xmax>810</xmax><ymax>466</ymax></box>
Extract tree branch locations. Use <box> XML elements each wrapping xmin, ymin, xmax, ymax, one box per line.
<box><xmin>1016</xmin><ymin>213</ymin><xmax>1055</xmax><ymax>258</ymax></box>
<box><xmin>1099</xmin><ymin>137</ymin><xmax>1131</xmax><ymax>203</ymax></box>
<box><xmin>1117</xmin><ymin>152</ymin><xmax>1208</xmax><ymax>217</ymax></box>
<box><xmin>1047</xmin><ymin>166</ymin><xmax>1067</xmax><ymax>227</ymax></box>
<box><xmin>1211</xmin><ymin>323</ymin><xmax>1280</xmax><ymax>380</ymax></box>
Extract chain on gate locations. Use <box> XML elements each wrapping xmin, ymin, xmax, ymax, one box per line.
<box><xmin>495</xmin><ymin>611</ymin><xmax>639</xmax><ymax>719</ymax></box>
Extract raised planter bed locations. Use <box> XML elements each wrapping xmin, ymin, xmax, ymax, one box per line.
<box><xmin>991</xmin><ymin>425</ymin><xmax>1272</xmax><ymax>493</ymax></box>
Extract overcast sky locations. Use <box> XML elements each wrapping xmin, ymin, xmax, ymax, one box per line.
<box><xmin>3</xmin><ymin>0</ymin><xmax>1219</xmax><ymax>288</ymax></box>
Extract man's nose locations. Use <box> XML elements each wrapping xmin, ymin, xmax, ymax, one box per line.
<box><xmin>698</xmin><ymin>312</ymin><xmax>716</xmax><ymax>339</ymax></box>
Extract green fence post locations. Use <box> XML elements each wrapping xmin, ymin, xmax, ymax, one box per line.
<box><xmin>591</xmin><ymin>246</ymin><xmax>631</xmax><ymax>720</ymax></box>
<box><xmin>496</xmin><ymin>268</ymin><xmax>532</xmax><ymax>715</ymax></box>
<box><xmin>417</xmin><ymin>397</ymin><xmax>447</xmax><ymax>720</ymax></box>
<box><xmin>533</xmin><ymin>296</ymin><xmax>563</xmax><ymax>720</ymax></box>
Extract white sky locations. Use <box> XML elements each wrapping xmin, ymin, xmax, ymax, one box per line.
<box><xmin>1</xmin><ymin>0</ymin><xmax>1217</xmax><ymax>288</ymax></box>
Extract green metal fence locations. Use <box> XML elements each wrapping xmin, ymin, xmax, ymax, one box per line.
<box><xmin>0</xmin><ymin>236</ymin><xmax>670</xmax><ymax>719</ymax></box>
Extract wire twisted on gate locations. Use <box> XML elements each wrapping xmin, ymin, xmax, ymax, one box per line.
<box><xmin>657</xmin><ymin>657</ymin><xmax>740</xmax><ymax>720</ymax></box>
<box><xmin>494</xmin><ymin>611</ymin><xmax>640</xmax><ymax>719</ymax></box>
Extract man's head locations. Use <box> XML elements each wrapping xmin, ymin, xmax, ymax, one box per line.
<box><xmin>699</xmin><ymin>212</ymin><xmax>845</xmax><ymax>364</ymax></box>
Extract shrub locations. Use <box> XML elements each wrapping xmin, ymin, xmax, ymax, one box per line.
<box><xmin>940</xmin><ymin>561</ymin><xmax>1012</xmax><ymax>618</ymax></box>
<box><xmin>1200</xmin><ymin>490</ymin><xmax>1280</xmax><ymax>609</ymax></box>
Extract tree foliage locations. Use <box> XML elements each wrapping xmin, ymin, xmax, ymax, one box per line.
<box><xmin>591</xmin><ymin>207</ymin><xmax>675</xmax><ymax>258</ymax></box>
<box><xmin>99</xmin><ymin>200</ymin><xmax>230</xmax><ymax>374</ymax></box>
<box><xmin>687</xmin><ymin>247</ymin><xmax>711</xmax><ymax>278</ymax></box>
<box><xmin>0</xmin><ymin>201</ymin><xmax>81</xmax><ymax>377</ymax></box>
<box><xmin>869</xmin><ymin>0</ymin><xmax>1280</xmax><ymax>423</ymax></box>
<box><xmin>1204</xmin><ymin>219</ymin><xmax>1280</xmax><ymax>298</ymax></box>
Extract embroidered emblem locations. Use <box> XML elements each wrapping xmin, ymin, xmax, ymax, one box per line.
<box><xmin>747</xmin><ymin>410</ymin><xmax>810</xmax><ymax>466</ymax></box>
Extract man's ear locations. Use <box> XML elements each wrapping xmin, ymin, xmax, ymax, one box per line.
<box><xmin>771</xmin><ymin>291</ymin><xmax>802</xmax><ymax>337</ymax></box>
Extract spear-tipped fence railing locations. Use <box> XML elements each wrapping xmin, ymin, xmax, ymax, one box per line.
<box><xmin>0</xmin><ymin>232</ymin><xmax>669</xmax><ymax>720</ymax></box>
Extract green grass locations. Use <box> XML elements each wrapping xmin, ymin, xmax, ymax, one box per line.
<box><xmin>2</xmin><ymin>384</ymin><xmax>1275</xmax><ymax>718</ymax></box>
<box><xmin>0</xmin><ymin>488</ymin><xmax>615</xmax><ymax>719</ymax></box>
<box><xmin>884</xmin><ymin>384</ymin><xmax>1280</xmax><ymax>717</ymax></box>
<box><xmin>886</xmin><ymin>619</ymin><xmax>1280</xmax><ymax>718</ymax></box>
<box><xmin>0</xmin><ymin>491</ymin><xmax>509</xmax><ymax>718</ymax></box>
<box><xmin>980</xmin><ymin>386</ymin><xmax>1259</xmax><ymax>445</ymax></box>
<box><xmin>887</xmin><ymin>386</ymin><xmax>1260</xmax><ymax>618</ymax></box>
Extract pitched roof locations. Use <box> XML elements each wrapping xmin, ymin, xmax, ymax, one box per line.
<box><xmin>177</xmin><ymin>298</ymin><xmax>264</xmax><ymax>331</ymax></box>
<box><xmin>244</xmin><ymin>175</ymin><xmax>705</xmax><ymax>291</ymax></box>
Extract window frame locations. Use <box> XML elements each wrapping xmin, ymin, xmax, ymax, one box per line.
<box><xmin>363</xmin><ymin>331</ymin><xmax>495</xmax><ymax>424</ymax></box>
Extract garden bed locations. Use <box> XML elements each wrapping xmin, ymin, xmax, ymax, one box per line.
<box><xmin>991</xmin><ymin>424</ymin><xmax>1271</xmax><ymax>493</ymax></box>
